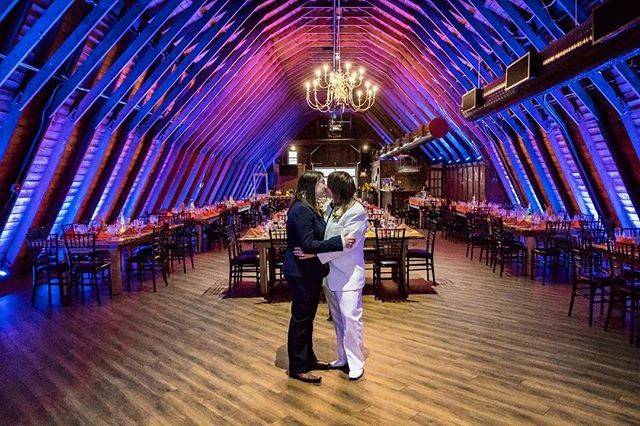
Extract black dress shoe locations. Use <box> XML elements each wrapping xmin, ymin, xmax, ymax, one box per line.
<box><xmin>288</xmin><ymin>371</ymin><xmax>322</xmax><ymax>383</ymax></box>
<box><xmin>309</xmin><ymin>361</ymin><xmax>331</xmax><ymax>371</ymax></box>
<box><xmin>330</xmin><ymin>365</ymin><xmax>350</xmax><ymax>374</ymax></box>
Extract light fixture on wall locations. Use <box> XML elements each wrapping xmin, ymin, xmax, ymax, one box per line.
<box><xmin>0</xmin><ymin>258</ymin><xmax>9</xmax><ymax>278</ymax></box>
<box><xmin>304</xmin><ymin>0</ymin><xmax>378</xmax><ymax>113</ymax></box>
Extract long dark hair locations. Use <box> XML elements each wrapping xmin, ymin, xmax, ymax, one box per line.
<box><xmin>327</xmin><ymin>171</ymin><xmax>357</xmax><ymax>217</ymax></box>
<box><xmin>293</xmin><ymin>170</ymin><xmax>324</xmax><ymax>214</ymax></box>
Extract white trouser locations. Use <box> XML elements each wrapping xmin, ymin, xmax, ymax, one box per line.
<box><xmin>324</xmin><ymin>286</ymin><xmax>365</xmax><ymax>371</ymax></box>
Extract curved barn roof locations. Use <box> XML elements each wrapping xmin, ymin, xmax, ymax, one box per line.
<box><xmin>0</xmin><ymin>0</ymin><xmax>639</xmax><ymax>269</ymax></box>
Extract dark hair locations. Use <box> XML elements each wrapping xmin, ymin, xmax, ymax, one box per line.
<box><xmin>327</xmin><ymin>171</ymin><xmax>356</xmax><ymax>212</ymax></box>
<box><xmin>294</xmin><ymin>170</ymin><xmax>324</xmax><ymax>213</ymax></box>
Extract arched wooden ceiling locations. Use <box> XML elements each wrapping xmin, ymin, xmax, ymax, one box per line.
<box><xmin>0</xmin><ymin>0</ymin><xmax>639</xmax><ymax>271</ymax></box>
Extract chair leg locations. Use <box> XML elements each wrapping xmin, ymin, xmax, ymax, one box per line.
<box><xmin>162</xmin><ymin>263</ymin><xmax>168</xmax><ymax>286</ymax></box>
<box><xmin>94</xmin><ymin>273</ymin><xmax>101</xmax><ymax>306</ymax></box>
<box><xmin>151</xmin><ymin>262</ymin><xmax>157</xmax><ymax>293</ymax></box>
<box><xmin>106</xmin><ymin>269</ymin><xmax>112</xmax><ymax>299</ymax></box>
<box><xmin>31</xmin><ymin>268</ymin><xmax>38</xmax><ymax>307</ymax></box>
<box><xmin>127</xmin><ymin>264</ymin><xmax>132</xmax><ymax>292</ymax></box>
<box><xmin>568</xmin><ymin>281</ymin><xmax>577</xmax><ymax>318</ymax></box>
<box><xmin>604</xmin><ymin>287</ymin><xmax>615</xmax><ymax>331</ymax></box>
<box><xmin>530</xmin><ymin>254</ymin><xmax>534</xmax><ymax>280</ymax></box>
<box><xmin>588</xmin><ymin>287</ymin><xmax>595</xmax><ymax>327</ymax></box>
<box><xmin>630</xmin><ymin>298</ymin><xmax>636</xmax><ymax>345</ymax></box>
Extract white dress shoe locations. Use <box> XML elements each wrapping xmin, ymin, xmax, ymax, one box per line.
<box><xmin>348</xmin><ymin>369</ymin><xmax>364</xmax><ymax>380</ymax></box>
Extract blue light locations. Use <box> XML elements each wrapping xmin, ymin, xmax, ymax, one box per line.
<box><xmin>477</xmin><ymin>156</ymin><xmax>483</xmax><ymax>160</ymax></box>
<box><xmin>0</xmin><ymin>269</ymin><xmax>8</xmax><ymax>278</ymax></box>
<box><xmin>465</xmin><ymin>156</ymin><xmax>470</xmax><ymax>161</ymax></box>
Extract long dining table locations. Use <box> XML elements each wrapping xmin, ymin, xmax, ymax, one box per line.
<box><xmin>95</xmin><ymin>203</ymin><xmax>256</xmax><ymax>293</ymax></box>
<box><xmin>452</xmin><ymin>208</ymin><xmax>576</xmax><ymax>272</ymax></box>
<box><xmin>69</xmin><ymin>224</ymin><xmax>183</xmax><ymax>295</ymax></box>
<box><xmin>240</xmin><ymin>224</ymin><xmax>424</xmax><ymax>297</ymax></box>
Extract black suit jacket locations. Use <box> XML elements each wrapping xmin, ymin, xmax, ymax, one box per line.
<box><xmin>283</xmin><ymin>201</ymin><xmax>343</xmax><ymax>279</ymax></box>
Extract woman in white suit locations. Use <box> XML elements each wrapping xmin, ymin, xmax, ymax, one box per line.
<box><xmin>296</xmin><ymin>171</ymin><xmax>368</xmax><ymax>380</ymax></box>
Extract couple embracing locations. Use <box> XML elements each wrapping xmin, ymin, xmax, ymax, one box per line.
<box><xmin>283</xmin><ymin>170</ymin><xmax>368</xmax><ymax>384</ymax></box>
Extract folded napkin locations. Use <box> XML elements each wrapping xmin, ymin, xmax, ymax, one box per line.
<box><xmin>140</xmin><ymin>224</ymin><xmax>154</xmax><ymax>233</ymax></box>
<box><xmin>616</xmin><ymin>236</ymin><xmax>637</xmax><ymax>244</ymax></box>
<box><xmin>246</xmin><ymin>227</ymin><xmax>265</xmax><ymax>237</ymax></box>
<box><xmin>122</xmin><ymin>228</ymin><xmax>139</xmax><ymax>237</ymax></box>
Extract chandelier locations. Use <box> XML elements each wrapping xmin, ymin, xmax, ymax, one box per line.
<box><xmin>304</xmin><ymin>0</ymin><xmax>378</xmax><ymax>113</ymax></box>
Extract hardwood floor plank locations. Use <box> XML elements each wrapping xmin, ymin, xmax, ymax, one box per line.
<box><xmin>1</xmin><ymin>237</ymin><xmax>639</xmax><ymax>424</ymax></box>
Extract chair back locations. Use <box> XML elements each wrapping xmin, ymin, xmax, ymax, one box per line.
<box><xmin>63</xmin><ymin>232</ymin><xmax>96</xmax><ymax>250</ymax></box>
<box><xmin>424</xmin><ymin>226</ymin><xmax>436</xmax><ymax>256</ymax></box>
<box><xmin>224</xmin><ymin>224</ymin><xmax>241</xmax><ymax>260</ymax></box>
<box><xmin>170</xmin><ymin>212</ymin><xmax>191</xmax><ymax>225</ymax></box>
<box><xmin>615</xmin><ymin>227</ymin><xmax>640</xmax><ymax>241</ymax></box>
<box><xmin>467</xmin><ymin>213</ymin><xmax>488</xmax><ymax>235</ymax></box>
<box><xmin>374</xmin><ymin>228</ymin><xmax>406</xmax><ymax>261</ymax></box>
<box><xmin>490</xmin><ymin>217</ymin><xmax>505</xmax><ymax>242</ymax></box>
<box><xmin>63</xmin><ymin>232</ymin><xmax>97</xmax><ymax>267</ymax></box>
<box><xmin>269</xmin><ymin>229</ymin><xmax>287</xmax><ymax>261</ymax></box>
<box><xmin>571</xmin><ymin>235</ymin><xmax>599</xmax><ymax>280</ymax></box>
<box><xmin>608</xmin><ymin>240</ymin><xmax>638</xmax><ymax>279</ymax></box>
<box><xmin>152</xmin><ymin>224</ymin><xmax>169</xmax><ymax>257</ymax></box>
<box><xmin>27</xmin><ymin>227</ymin><xmax>59</xmax><ymax>265</ymax></box>
<box><xmin>546</xmin><ymin>220</ymin><xmax>571</xmax><ymax>236</ymax></box>
<box><xmin>537</xmin><ymin>220</ymin><xmax>570</xmax><ymax>248</ymax></box>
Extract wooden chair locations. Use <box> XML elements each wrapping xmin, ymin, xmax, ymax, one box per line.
<box><xmin>490</xmin><ymin>217</ymin><xmax>528</xmax><ymax>278</ymax></box>
<box><xmin>268</xmin><ymin>228</ymin><xmax>287</xmax><ymax>299</ymax></box>
<box><xmin>225</xmin><ymin>225</ymin><xmax>259</xmax><ymax>295</ymax></box>
<box><xmin>126</xmin><ymin>224</ymin><xmax>170</xmax><ymax>292</ymax></box>
<box><xmin>63</xmin><ymin>232</ymin><xmax>112</xmax><ymax>306</ymax></box>
<box><xmin>167</xmin><ymin>221</ymin><xmax>195</xmax><ymax>273</ymax></box>
<box><xmin>604</xmin><ymin>241</ymin><xmax>639</xmax><ymax>345</ymax></box>
<box><xmin>373</xmin><ymin>228</ymin><xmax>406</xmax><ymax>299</ymax></box>
<box><xmin>26</xmin><ymin>227</ymin><xmax>68</xmax><ymax>306</ymax></box>
<box><xmin>465</xmin><ymin>213</ymin><xmax>489</xmax><ymax>262</ymax></box>
<box><xmin>568</xmin><ymin>235</ymin><xmax>612</xmax><ymax>326</ymax></box>
<box><xmin>531</xmin><ymin>221</ymin><xmax>570</xmax><ymax>285</ymax></box>
<box><xmin>406</xmin><ymin>221</ymin><xmax>437</xmax><ymax>287</ymax></box>
<box><xmin>203</xmin><ymin>217</ymin><xmax>224</xmax><ymax>252</ymax></box>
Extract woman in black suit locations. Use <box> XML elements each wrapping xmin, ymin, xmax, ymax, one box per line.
<box><xmin>283</xmin><ymin>170</ymin><xmax>355</xmax><ymax>383</ymax></box>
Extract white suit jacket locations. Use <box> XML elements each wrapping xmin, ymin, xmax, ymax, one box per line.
<box><xmin>318</xmin><ymin>201</ymin><xmax>368</xmax><ymax>291</ymax></box>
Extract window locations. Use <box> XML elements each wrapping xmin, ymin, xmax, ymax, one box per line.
<box><xmin>288</xmin><ymin>150</ymin><xmax>298</xmax><ymax>165</ymax></box>
<box><xmin>313</xmin><ymin>166</ymin><xmax>357</xmax><ymax>185</ymax></box>
<box><xmin>428</xmin><ymin>166</ymin><xmax>443</xmax><ymax>197</ymax></box>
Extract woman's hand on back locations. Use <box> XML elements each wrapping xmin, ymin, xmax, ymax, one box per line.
<box><xmin>343</xmin><ymin>234</ymin><xmax>356</xmax><ymax>249</ymax></box>
<box><xmin>293</xmin><ymin>247</ymin><xmax>316</xmax><ymax>259</ymax></box>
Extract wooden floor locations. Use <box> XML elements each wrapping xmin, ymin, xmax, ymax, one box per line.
<box><xmin>1</xmin><ymin>236</ymin><xmax>640</xmax><ymax>425</ymax></box>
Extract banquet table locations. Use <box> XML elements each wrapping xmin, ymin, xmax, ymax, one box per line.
<box><xmin>240</xmin><ymin>225</ymin><xmax>424</xmax><ymax>297</ymax></box>
<box><xmin>454</xmin><ymin>210</ymin><xmax>548</xmax><ymax>267</ymax></box>
<box><xmin>64</xmin><ymin>224</ymin><xmax>182</xmax><ymax>295</ymax></box>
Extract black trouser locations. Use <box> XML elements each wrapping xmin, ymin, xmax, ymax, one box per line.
<box><xmin>286</xmin><ymin>274</ymin><xmax>323</xmax><ymax>374</ymax></box>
